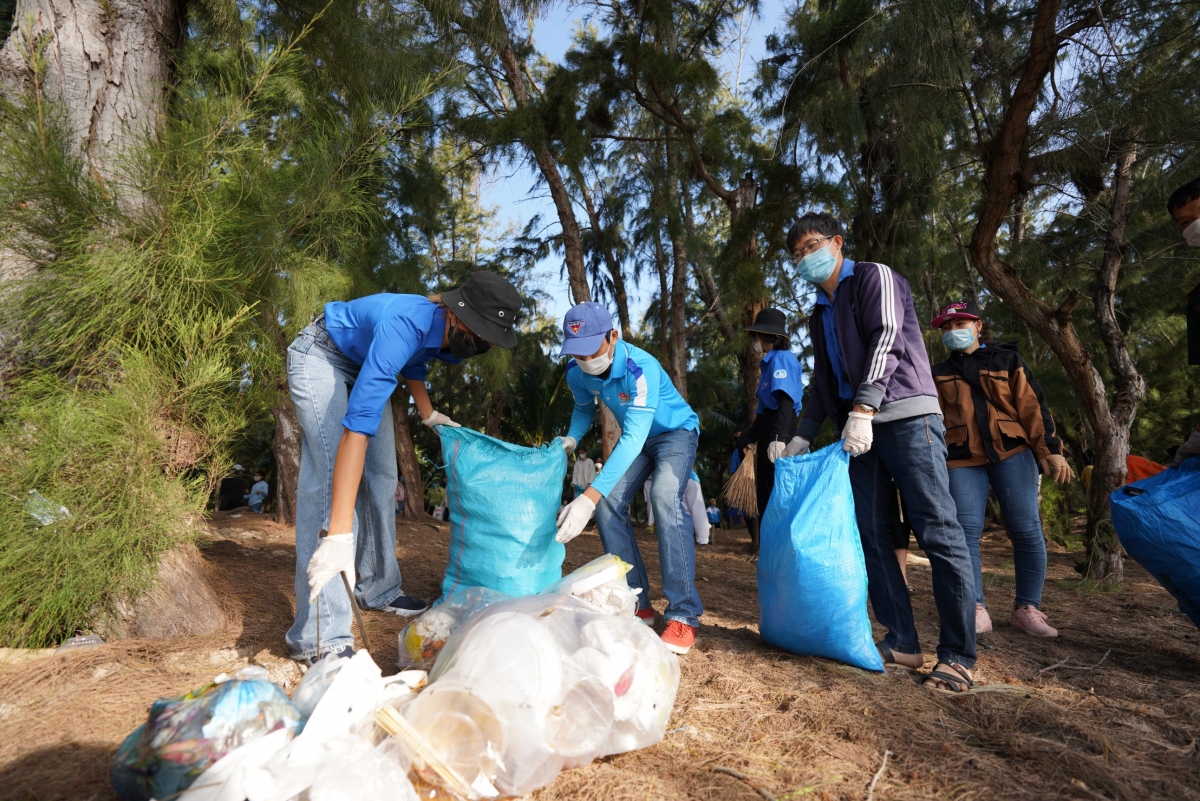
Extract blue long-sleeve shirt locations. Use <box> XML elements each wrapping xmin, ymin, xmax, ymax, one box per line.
<box><xmin>565</xmin><ymin>341</ymin><xmax>700</xmax><ymax>497</ymax></box>
<box><xmin>322</xmin><ymin>294</ymin><xmax>461</xmax><ymax>436</ymax></box>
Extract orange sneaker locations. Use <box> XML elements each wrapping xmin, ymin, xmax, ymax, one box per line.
<box><xmin>661</xmin><ymin>620</ymin><xmax>696</xmax><ymax>655</ymax></box>
<box><xmin>635</xmin><ymin>608</ymin><xmax>656</xmax><ymax>626</ymax></box>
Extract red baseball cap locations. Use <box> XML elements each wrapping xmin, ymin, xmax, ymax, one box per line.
<box><xmin>931</xmin><ymin>300</ymin><xmax>982</xmax><ymax>329</ymax></box>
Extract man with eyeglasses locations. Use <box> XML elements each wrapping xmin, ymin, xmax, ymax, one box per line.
<box><xmin>781</xmin><ymin>212</ymin><xmax>977</xmax><ymax>694</ymax></box>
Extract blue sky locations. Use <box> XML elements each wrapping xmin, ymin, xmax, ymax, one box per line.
<box><xmin>481</xmin><ymin>0</ymin><xmax>791</xmax><ymax>328</ymax></box>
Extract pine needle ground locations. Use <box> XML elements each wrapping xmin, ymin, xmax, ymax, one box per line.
<box><xmin>0</xmin><ymin>514</ymin><xmax>1197</xmax><ymax>800</ymax></box>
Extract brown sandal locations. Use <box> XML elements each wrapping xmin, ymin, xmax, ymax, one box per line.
<box><xmin>921</xmin><ymin>662</ymin><xmax>974</xmax><ymax>693</ymax></box>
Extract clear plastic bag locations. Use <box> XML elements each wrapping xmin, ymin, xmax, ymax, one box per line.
<box><xmin>404</xmin><ymin>585</ymin><xmax>679</xmax><ymax>798</ymax></box>
<box><xmin>398</xmin><ymin>586</ymin><xmax>509</xmax><ymax>669</ymax></box>
<box><xmin>291</xmin><ymin>651</ymin><xmax>350</xmax><ymax>721</ymax></box>
<box><xmin>110</xmin><ymin>667</ymin><xmax>301</xmax><ymax>801</ymax></box>
<box><xmin>308</xmin><ymin>737</ymin><xmax>418</xmax><ymax>801</ymax></box>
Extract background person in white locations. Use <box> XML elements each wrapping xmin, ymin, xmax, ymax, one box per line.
<box><xmin>572</xmin><ymin>449</ymin><xmax>596</xmax><ymax>498</ymax></box>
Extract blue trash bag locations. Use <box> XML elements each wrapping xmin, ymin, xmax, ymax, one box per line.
<box><xmin>758</xmin><ymin>443</ymin><xmax>884</xmax><ymax>672</ymax></box>
<box><xmin>110</xmin><ymin>668</ymin><xmax>301</xmax><ymax>801</ymax></box>
<box><xmin>1110</xmin><ymin>457</ymin><xmax>1200</xmax><ymax>630</ymax></box>
<box><xmin>440</xmin><ymin>426</ymin><xmax>568</xmax><ymax>598</ymax></box>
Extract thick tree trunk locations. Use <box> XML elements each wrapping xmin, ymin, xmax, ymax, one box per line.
<box><xmin>271</xmin><ymin>398</ymin><xmax>301</xmax><ymax>526</ymax></box>
<box><xmin>484</xmin><ymin>389</ymin><xmax>504</xmax><ymax>438</ymax></box>
<box><xmin>966</xmin><ymin>0</ymin><xmax>1124</xmax><ymax>578</ymax></box>
<box><xmin>0</xmin><ymin>0</ymin><xmax>183</xmax><ymax>215</ymax></box>
<box><xmin>390</xmin><ymin>386</ymin><xmax>428</xmax><ymax>522</ymax></box>
<box><xmin>495</xmin><ymin>41</ymin><xmax>590</xmax><ymax>305</ymax></box>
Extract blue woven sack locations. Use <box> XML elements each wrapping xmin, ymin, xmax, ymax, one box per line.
<box><xmin>758</xmin><ymin>443</ymin><xmax>883</xmax><ymax>671</ymax></box>
<box><xmin>439</xmin><ymin>427</ymin><xmax>567</xmax><ymax>598</ymax></box>
<box><xmin>1110</xmin><ymin>457</ymin><xmax>1200</xmax><ymax>630</ymax></box>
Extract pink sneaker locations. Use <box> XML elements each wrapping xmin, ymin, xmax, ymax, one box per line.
<box><xmin>975</xmin><ymin>604</ymin><xmax>993</xmax><ymax>634</ymax></box>
<box><xmin>1010</xmin><ymin>605</ymin><xmax>1058</xmax><ymax>637</ymax></box>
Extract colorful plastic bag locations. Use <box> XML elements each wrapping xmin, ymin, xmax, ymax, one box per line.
<box><xmin>439</xmin><ymin>427</ymin><xmax>567</xmax><ymax>598</ymax></box>
<box><xmin>1111</xmin><ymin>457</ymin><xmax>1200</xmax><ymax>630</ymax></box>
<box><xmin>110</xmin><ymin>667</ymin><xmax>301</xmax><ymax>801</ymax></box>
<box><xmin>758</xmin><ymin>443</ymin><xmax>884</xmax><ymax>672</ymax></box>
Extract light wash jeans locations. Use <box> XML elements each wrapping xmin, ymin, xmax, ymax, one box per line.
<box><xmin>285</xmin><ymin>320</ymin><xmax>404</xmax><ymax>660</ymax></box>
<box><xmin>947</xmin><ymin>448</ymin><xmax>1047</xmax><ymax>610</ymax></box>
<box><xmin>595</xmin><ymin>428</ymin><xmax>703</xmax><ymax>628</ymax></box>
<box><xmin>849</xmin><ymin>414</ymin><xmax>976</xmax><ymax>669</ymax></box>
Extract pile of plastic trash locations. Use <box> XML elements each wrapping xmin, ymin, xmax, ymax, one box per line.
<box><xmin>111</xmin><ymin>555</ymin><xmax>679</xmax><ymax>801</ymax></box>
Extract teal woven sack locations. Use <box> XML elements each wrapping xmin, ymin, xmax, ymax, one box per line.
<box><xmin>758</xmin><ymin>443</ymin><xmax>884</xmax><ymax>672</ymax></box>
<box><xmin>439</xmin><ymin>427</ymin><xmax>568</xmax><ymax>598</ymax></box>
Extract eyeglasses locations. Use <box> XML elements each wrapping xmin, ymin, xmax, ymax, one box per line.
<box><xmin>791</xmin><ymin>235</ymin><xmax>832</xmax><ymax>263</ymax></box>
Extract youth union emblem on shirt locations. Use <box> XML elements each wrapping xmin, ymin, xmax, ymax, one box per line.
<box><xmin>618</xmin><ymin>392</ymin><xmax>631</xmax><ymax>404</ymax></box>
<box><xmin>774</xmin><ymin>369</ymin><xmax>787</xmax><ymax>379</ymax></box>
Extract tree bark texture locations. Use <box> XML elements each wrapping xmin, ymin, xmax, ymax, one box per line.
<box><xmin>390</xmin><ymin>387</ymin><xmax>429</xmax><ymax>522</ymax></box>
<box><xmin>495</xmin><ymin>41</ymin><xmax>590</xmax><ymax>305</ymax></box>
<box><xmin>0</xmin><ymin>0</ymin><xmax>183</xmax><ymax>218</ymax></box>
<box><xmin>663</xmin><ymin>144</ymin><xmax>688</xmax><ymax>399</ymax></box>
<box><xmin>965</xmin><ymin>0</ymin><xmax>1127</xmax><ymax>578</ymax></box>
<box><xmin>271</xmin><ymin>398</ymin><xmax>301</xmax><ymax>527</ymax></box>
<box><xmin>574</xmin><ymin>168</ymin><xmax>632</xmax><ymax>337</ymax></box>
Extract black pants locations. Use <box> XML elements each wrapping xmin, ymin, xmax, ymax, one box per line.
<box><xmin>748</xmin><ymin>406</ymin><xmax>796</xmax><ymax>554</ymax></box>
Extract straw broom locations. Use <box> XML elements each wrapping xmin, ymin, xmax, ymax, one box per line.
<box><xmin>722</xmin><ymin>445</ymin><xmax>758</xmax><ymax>518</ymax></box>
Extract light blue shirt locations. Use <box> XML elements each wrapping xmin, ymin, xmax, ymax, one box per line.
<box><xmin>815</xmin><ymin>258</ymin><xmax>857</xmax><ymax>402</ymax></box>
<box><xmin>566</xmin><ymin>341</ymin><xmax>700</xmax><ymax>497</ymax></box>
<box><xmin>247</xmin><ymin>480</ymin><xmax>268</xmax><ymax>506</ymax></box>
<box><xmin>322</xmin><ymin>294</ymin><xmax>461</xmax><ymax>437</ymax></box>
<box><xmin>754</xmin><ymin>347</ymin><xmax>805</xmax><ymax>413</ymax></box>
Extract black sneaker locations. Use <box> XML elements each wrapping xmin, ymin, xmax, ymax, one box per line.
<box><xmin>295</xmin><ymin>644</ymin><xmax>354</xmax><ymax>667</ymax></box>
<box><xmin>382</xmin><ymin>592</ymin><xmax>429</xmax><ymax>618</ymax></box>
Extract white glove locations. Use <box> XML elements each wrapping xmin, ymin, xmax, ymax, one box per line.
<box><xmin>841</xmin><ymin>411</ymin><xmax>874</xmax><ymax>456</ymax></box>
<box><xmin>1039</xmin><ymin>454</ymin><xmax>1075</xmax><ymax>484</ymax></box>
<box><xmin>767</xmin><ymin>440</ymin><xmax>786</xmax><ymax>463</ymax></box>
<box><xmin>561</xmin><ymin>436</ymin><xmax>577</xmax><ymax>453</ymax></box>
<box><xmin>783</xmin><ymin>436</ymin><xmax>810</xmax><ymax>457</ymax></box>
<box><xmin>421</xmin><ymin>411</ymin><xmax>461</xmax><ymax>428</ymax></box>
<box><xmin>555</xmin><ymin>494</ymin><xmax>596</xmax><ymax>544</ymax></box>
<box><xmin>307</xmin><ymin>533</ymin><xmax>354</xmax><ymax>603</ymax></box>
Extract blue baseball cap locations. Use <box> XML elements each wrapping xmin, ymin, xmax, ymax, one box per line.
<box><xmin>559</xmin><ymin>302</ymin><xmax>615</xmax><ymax>357</ymax></box>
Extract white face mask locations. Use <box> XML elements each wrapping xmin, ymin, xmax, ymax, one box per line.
<box><xmin>1184</xmin><ymin>218</ymin><xmax>1200</xmax><ymax>247</ymax></box>
<box><xmin>577</xmin><ymin>337</ymin><xmax>615</xmax><ymax>375</ymax></box>
<box><xmin>752</xmin><ymin>337</ymin><xmax>763</xmax><ymax>355</ymax></box>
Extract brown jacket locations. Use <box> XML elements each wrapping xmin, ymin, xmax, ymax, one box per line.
<box><xmin>932</xmin><ymin>344</ymin><xmax>1062</xmax><ymax>469</ymax></box>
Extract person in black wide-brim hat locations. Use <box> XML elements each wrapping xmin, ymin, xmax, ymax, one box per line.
<box><xmin>285</xmin><ymin>271</ymin><xmax>522</xmax><ymax>666</ymax></box>
<box><xmin>735</xmin><ymin>308</ymin><xmax>805</xmax><ymax>553</ymax></box>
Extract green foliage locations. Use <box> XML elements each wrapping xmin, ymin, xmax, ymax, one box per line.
<box><xmin>0</xmin><ymin>362</ymin><xmax>206</xmax><ymax>646</ymax></box>
<box><xmin>0</xmin><ymin>5</ymin><xmax>440</xmax><ymax>645</ymax></box>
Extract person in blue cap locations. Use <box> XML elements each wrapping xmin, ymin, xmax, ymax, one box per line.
<box><xmin>287</xmin><ymin>271</ymin><xmax>522</xmax><ymax>665</ymax></box>
<box><xmin>554</xmin><ymin>302</ymin><xmax>703</xmax><ymax>655</ymax></box>
<box><xmin>735</xmin><ymin>308</ymin><xmax>804</xmax><ymax>552</ymax></box>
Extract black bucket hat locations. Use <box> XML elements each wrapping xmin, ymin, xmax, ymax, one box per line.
<box><xmin>745</xmin><ymin>308</ymin><xmax>790</xmax><ymax>348</ymax></box>
<box><xmin>441</xmin><ymin>271</ymin><xmax>522</xmax><ymax>348</ymax></box>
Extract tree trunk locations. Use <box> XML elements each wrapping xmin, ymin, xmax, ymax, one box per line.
<box><xmin>390</xmin><ymin>386</ymin><xmax>428</xmax><ymax>522</ymax></box>
<box><xmin>1083</xmin><ymin>143</ymin><xmax>1144</xmax><ymax>579</ymax></box>
<box><xmin>485</xmin><ymin>389</ymin><xmax>505</xmax><ymax>438</ymax></box>
<box><xmin>663</xmin><ymin>146</ymin><xmax>688</xmax><ymax>399</ymax></box>
<box><xmin>729</xmin><ymin>173</ymin><xmax>763</xmax><ymax>422</ymax></box>
<box><xmin>573</xmin><ymin>168</ymin><xmax>632</xmax><ymax>337</ymax></box>
<box><xmin>495</xmin><ymin>41</ymin><xmax>590</xmax><ymax>305</ymax></box>
<box><xmin>965</xmin><ymin>0</ymin><xmax>1124</xmax><ymax>578</ymax></box>
<box><xmin>0</xmin><ymin>0</ymin><xmax>183</xmax><ymax>216</ymax></box>
<box><xmin>271</xmin><ymin>398</ymin><xmax>301</xmax><ymax>526</ymax></box>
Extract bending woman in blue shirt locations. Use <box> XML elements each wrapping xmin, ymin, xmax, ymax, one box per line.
<box><xmin>286</xmin><ymin>271</ymin><xmax>522</xmax><ymax>664</ymax></box>
<box><xmin>736</xmin><ymin>308</ymin><xmax>803</xmax><ymax>552</ymax></box>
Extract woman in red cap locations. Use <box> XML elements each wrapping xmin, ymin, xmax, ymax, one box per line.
<box><xmin>287</xmin><ymin>271</ymin><xmax>522</xmax><ymax>664</ymax></box>
<box><xmin>930</xmin><ymin>301</ymin><xmax>1074</xmax><ymax>638</ymax></box>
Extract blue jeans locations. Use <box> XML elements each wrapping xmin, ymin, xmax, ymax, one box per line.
<box><xmin>285</xmin><ymin>322</ymin><xmax>404</xmax><ymax>659</ymax></box>
<box><xmin>849</xmin><ymin>414</ymin><xmax>976</xmax><ymax>669</ymax></box>
<box><xmin>948</xmin><ymin>449</ymin><xmax>1047</xmax><ymax>610</ymax></box>
<box><xmin>249</xmin><ymin>502</ymin><xmax>263</xmax><ymax>514</ymax></box>
<box><xmin>595</xmin><ymin>428</ymin><xmax>703</xmax><ymax>627</ymax></box>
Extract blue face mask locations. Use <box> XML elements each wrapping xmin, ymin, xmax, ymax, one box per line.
<box><xmin>797</xmin><ymin>245</ymin><xmax>837</xmax><ymax>283</ymax></box>
<box><xmin>942</xmin><ymin>328</ymin><xmax>976</xmax><ymax>351</ymax></box>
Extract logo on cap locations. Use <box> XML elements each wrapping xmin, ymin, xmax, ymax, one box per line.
<box><xmin>568</xmin><ymin>321</ymin><xmax>583</xmax><ymax>334</ymax></box>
